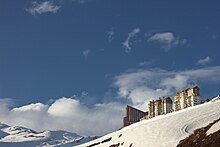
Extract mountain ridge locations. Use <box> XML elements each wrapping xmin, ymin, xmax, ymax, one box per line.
<box><xmin>0</xmin><ymin>122</ymin><xmax>97</xmax><ymax>147</ymax></box>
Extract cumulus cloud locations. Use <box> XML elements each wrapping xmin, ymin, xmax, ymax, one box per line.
<box><xmin>147</xmin><ymin>32</ymin><xmax>187</xmax><ymax>51</ymax></box>
<box><xmin>0</xmin><ymin>97</ymin><xmax>124</xmax><ymax>136</ymax></box>
<box><xmin>197</xmin><ymin>56</ymin><xmax>212</xmax><ymax>65</ymax></box>
<box><xmin>12</xmin><ymin>103</ymin><xmax>48</xmax><ymax>112</ymax></box>
<box><xmin>48</xmin><ymin>98</ymin><xmax>83</xmax><ymax>118</ymax></box>
<box><xmin>82</xmin><ymin>49</ymin><xmax>90</xmax><ymax>57</ymax></box>
<box><xmin>123</xmin><ymin>28</ymin><xmax>141</xmax><ymax>53</ymax></box>
<box><xmin>26</xmin><ymin>1</ymin><xmax>61</xmax><ymax>15</ymax></box>
<box><xmin>113</xmin><ymin>66</ymin><xmax>220</xmax><ymax>111</ymax></box>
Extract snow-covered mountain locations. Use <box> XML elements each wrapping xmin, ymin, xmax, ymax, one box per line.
<box><xmin>79</xmin><ymin>97</ymin><xmax>220</xmax><ymax>147</ymax></box>
<box><xmin>0</xmin><ymin>123</ymin><xmax>97</xmax><ymax>147</ymax></box>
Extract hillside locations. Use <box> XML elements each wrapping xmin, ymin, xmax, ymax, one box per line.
<box><xmin>78</xmin><ymin>98</ymin><xmax>220</xmax><ymax>147</ymax></box>
<box><xmin>177</xmin><ymin>118</ymin><xmax>220</xmax><ymax>147</ymax></box>
<box><xmin>0</xmin><ymin>123</ymin><xmax>96</xmax><ymax>147</ymax></box>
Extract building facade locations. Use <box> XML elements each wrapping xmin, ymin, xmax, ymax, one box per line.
<box><xmin>123</xmin><ymin>105</ymin><xmax>148</xmax><ymax>127</ymax></box>
<box><xmin>174</xmin><ymin>86</ymin><xmax>201</xmax><ymax>111</ymax></box>
<box><xmin>148</xmin><ymin>97</ymin><xmax>173</xmax><ymax>118</ymax></box>
<box><xmin>162</xmin><ymin>97</ymin><xmax>173</xmax><ymax>114</ymax></box>
<box><xmin>123</xmin><ymin>86</ymin><xmax>202</xmax><ymax>127</ymax></box>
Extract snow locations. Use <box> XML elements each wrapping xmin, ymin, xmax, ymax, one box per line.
<box><xmin>0</xmin><ymin>124</ymin><xmax>96</xmax><ymax>146</ymax></box>
<box><xmin>0</xmin><ymin>126</ymin><xmax>48</xmax><ymax>142</ymax></box>
<box><xmin>206</xmin><ymin>121</ymin><xmax>220</xmax><ymax>135</ymax></box>
<box><xmin>79</xmin><ymin>100</ymin><xmax>220</xmax><ymax>147</ymax></box>
<box><xmin>211</xmin><ymin>95</ymin><xmax>220</xmax><ymax>102</ymax></box>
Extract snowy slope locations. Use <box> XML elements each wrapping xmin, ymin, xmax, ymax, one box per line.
<box><xmin>206</xmin><ymin>120</ymin><xmax>220</xmax><ymax>135</ymax></box>
<box><xmin>0</xmin><ymin>124</ymin><xmax>96</xmax><ymax>147</ymax></box>
<box><xmin>79</xmin><ymin>99</ymin><xmax>220</xmax><ymax>147</ymax></box>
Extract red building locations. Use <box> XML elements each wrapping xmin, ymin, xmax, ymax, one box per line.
<box><xmin>123</xmin><ymin>105</ymin><xmax>148</xmax><ymax>127</ymax></box>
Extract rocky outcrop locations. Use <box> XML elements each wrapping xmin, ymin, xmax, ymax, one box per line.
<box><xmin>177</xmin><ymin>118</ymin><xmax>220</xmax><ymax>147</ymax></box>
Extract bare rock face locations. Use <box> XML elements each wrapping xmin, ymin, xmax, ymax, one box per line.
<box><xmin>177</xmin><ymin>118</ymin><xmax>220</xmax><ymax>147</ymax></box>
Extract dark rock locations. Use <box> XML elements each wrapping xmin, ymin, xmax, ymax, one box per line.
<box><xmin>177</xmin><ymin>118</ymin><xmax>220</xmax><ymax>147</ymax></box>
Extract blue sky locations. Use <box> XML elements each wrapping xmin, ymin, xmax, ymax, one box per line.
<box><xmin>0</xmin><ymin>0</ymin><xmax>220</xmax><ymax>135</ymax></box>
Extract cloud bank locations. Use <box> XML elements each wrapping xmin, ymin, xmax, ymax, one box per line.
<box><xmin>114</xmin><ymin>66</ymin><xmax>220</xmax><ymax>110</ymax></box>
<box><xmin>0</xmin><ymin>98</ymin><xmax>124</xmax><ymax>136</ymax></box>
<box><xmin>26</xmin><ymin>1</ymin><xmax>61</xmax><ymax>15</ymax></box>
<box><xmin>147</xmin><ymin>32</ymin><xmax>187</xmax><ymax>51</ymax></box>
<box><xmin>1</xmin><ymin>66</ymin><xmax>220</xmax><ymax>136</ymax></box>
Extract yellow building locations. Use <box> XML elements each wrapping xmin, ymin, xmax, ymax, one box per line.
<box><xmin>174</xmin><ymin>86</ymin><xmax>201</xmax><ymax>111</ymax></box>
<box><xmin>148</xmin><ymin>97</ymin><xmax>173</xmax><ymax>118</ymax></box>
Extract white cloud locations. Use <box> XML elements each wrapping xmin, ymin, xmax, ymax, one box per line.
<box><xmin>48</xmin><ymin>98</ymin><xmax>83</xmax><ymax>118</ymax></box>
<box><xmin>26</xmin><ymin>1</ymin><xmax>61</xmax><ymax>15</ymax></box>
<box><xmin>0</xmin><ymin>97</ymin><xmax>124</xmax><ymax>136</ymax></box>
<box><xmin>107</xmin><ymin>31</ymin><xmax>115</xmax><ymax>43</ymax></box>
<box><xmin>147</xmin><ymin>32</ymin><xmax>187</xmax><ymax>51</ymax></box>
<box><xmin>113</xmin><ymin>66</ymin><xmax>220</xmax><ymax>111</ymax></box>
<box><xmin>82</xmin><ymin>49</ymin><xmax>90</xmax><ymax>57</ymax></box>
<box><xmin>1</xmin><ymin>67</ymin><xmax>219</xmax><ymax>136</ymax></box>
<box><xmin>0</xmin><ymin>98</ymin><xmax>14</xmax><ymax>113</ymax></box>
<box><xmin>197</xmin><ymin>56</ymin><xmax>212</xmax><ymax>65</ymax></box>
<box><xmin>123</xmin><ymin>28</ymin><xmax>141</xmax><ymax>53</ymax></box>
<box><xmin>12</xmin><ymin>103</ymin><xmax>48</xmax><ymax>112</ymax></box>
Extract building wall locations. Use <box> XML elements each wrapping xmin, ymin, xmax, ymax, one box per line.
<box><xmin>123</xmin><ymin>105</ymin><xmax>148</xmax><ymax>127</ymax></box>
<box><xmin>148</xmin><ymin>100</ymin><xmax>155</xmax><ymax>118</ymax></box>
<box><xmin>155</xmin><ymin>99</ymin><xmax>162</xmax><ymax>116</ymax></box>
<box><xmin>148</xmin><ymin>97</ymin><xmax>173</xmax><ymax>118</ymax></box>
<box><xmin>164</xmin><ymin>97</ymin><xmax>172</xmax><ymax>114</ymax></box>
<box><xmin>174</xmin><ymin>86</ymin><xmax>201</xmax><ymax>111</ymax></box>
<box><xmin>124</xmin><ymin>86</ymin><xmax>202</xmax><ymax>127</ymax></box>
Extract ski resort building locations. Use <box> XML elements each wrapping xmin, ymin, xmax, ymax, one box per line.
<box><xmin>123</xmin><ymin>105</ymin><xmax>148</xmax><ymax>127</ymax></box>
<box><xmin>174</xmin><ymin>86</ymin><xmax>201</xmax><ymax>111</ymax></box>
<box><xmin>148</xmin><ymin>97</ymin><xmax>173</xmax><ymax>118</ymax></box>
<box><xmin>122</xmin><ymin>86</ymin><xmax>203</xmax><ymax>127</ymax></box>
